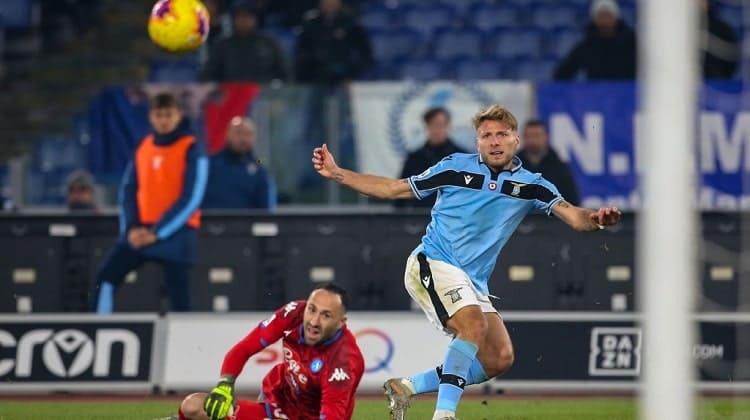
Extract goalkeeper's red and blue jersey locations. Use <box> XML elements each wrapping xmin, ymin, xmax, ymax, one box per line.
<box><xmin>220</xmin><ymin>300</ymin><xmax>364</xmax><ymax>420</ymax></box>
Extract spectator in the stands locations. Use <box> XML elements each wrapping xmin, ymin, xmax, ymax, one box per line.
<box><xmin>65</xmin><ymin>169</ymin><xmax>98</xmax><ymax>212</ymax></box>
<box><xmin>295</xmin><ymin>0</ymin><xmax>373</xmax><ymax>84</ymax></box>
<box><xmin>518</xmin><ymin>120</ymin><xmax>580</xmax><ymax>206</ymax></box>
<box><xmin>200</xmin><ymin>0</ymin><xmax>288</xmax><ymax>82</ymax></box>
<box><xmin>203</xmin><ymin>0</ymin><xmax>228</xmax><ymax>46</ymax></box>
<box><xmin>202</xmin><ymin>116</ymin><xmax>277</xmax><ymax>210</ymax></box>
<box><xmin>700</xmin><ymin>0</ymin><xmax>739</xmax><ymax>79</ymax></box>
<box><xmin>396</xmin><ymin>107</ymin><xmax>466</xmax><ymax>209</ymax></box>
<box><xmin>262</xmin><ymin>0</ymin><xmax>361</xmax><ymax>28</ymax></box>
<box><xmin>553</xmin><ymin>0</ymin><xmax>636</xmax><ymax>80</ymax></box>
<box><xmin>41</xmin><ymin>0</ymin><xmax>102</xmax><ymax>51</ymax></box>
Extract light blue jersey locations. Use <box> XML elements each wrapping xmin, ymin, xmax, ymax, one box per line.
<box><xmin>407</xmin><ymin>153</ymin><xmax>564</xmax><ymax>295</ymax></box>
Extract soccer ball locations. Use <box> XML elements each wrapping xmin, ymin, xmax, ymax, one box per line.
<box><xmin>148</xmin><ymin>0</ymin><xmax>210</xmax><ymax>53</ymax></box>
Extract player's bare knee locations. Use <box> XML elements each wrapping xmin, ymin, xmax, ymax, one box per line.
<box><xmin>481</xmin><ymin>345</ymin><xmax>514</xmax><ymax>378</ymax></box>
<box><xmin>181</xmin><ymin>393</ymin><xmax>208</xmax><ymax>419</ymax></box>
<box><xmin>499</xmin><ymin>344</ymin><xmax>515</xmax><ymax>371</ymax></box>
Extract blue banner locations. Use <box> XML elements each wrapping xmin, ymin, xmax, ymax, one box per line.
<box><xmin>537</xmin><ymin>82</ymin><xmax>750</xmax><ymax>210</ymax></box>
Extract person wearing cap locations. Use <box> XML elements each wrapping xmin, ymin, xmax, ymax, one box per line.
<box><xmin>553</xmin><ymin>0</ymin><xmax>637</xmax><ymax>80</ymax></box>
<box><xmin>65</xmin><ymin>169</ymin><xmax>98</xmax><ymax>212</ymax></box>
<box><xmin>202</xmin><ymin>116</ymin><xmax>277</xmax><ymax>210</ymax></box>
<box><xmin>200</xmin><ymin>0</ymin><xmax>288</xmax><ymax>83</ymax></box>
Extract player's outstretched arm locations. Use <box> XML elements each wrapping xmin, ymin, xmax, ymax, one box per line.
<box><xmin>551</xmin><ymin>201</ymin><xmax>621</xmax><ymax>232</ymax></box>
<box><xmin>312</xmin><ymin>144</ymin><xmax>415</xmax><ymax>200</ymax></box>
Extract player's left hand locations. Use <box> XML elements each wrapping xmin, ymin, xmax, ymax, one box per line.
<box><xmin>590</xmin><ymin>206</ymin><xmax>621</xmax><ymax>227</ymax></box>
<box><xmin>204</xmin><ymin>380</ymin><xmax>235</xmax><ymax>420</ymax></box>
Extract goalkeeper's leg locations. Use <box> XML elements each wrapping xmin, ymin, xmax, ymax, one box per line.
<box><xmin>179</xmin><ymin>393</ymin><xmax>279</xmax><ymax>420</ymax></box>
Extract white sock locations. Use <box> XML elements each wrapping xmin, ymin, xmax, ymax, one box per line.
<box><xmin>432</xmin><ymin>409</ymin><xmax>455</xmax><ymax>420</ymax></box>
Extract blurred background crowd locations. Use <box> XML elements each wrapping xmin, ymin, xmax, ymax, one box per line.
<box><xmin>0</xmin><ymin>0</ymin><xmax>744</xmax><ymax>211</ymax></box>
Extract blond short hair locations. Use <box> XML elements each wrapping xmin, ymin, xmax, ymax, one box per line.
<box><xmin>472</xmin><ymin>104</ymin><xmax>518</xmax><ymax>131</ymax></box>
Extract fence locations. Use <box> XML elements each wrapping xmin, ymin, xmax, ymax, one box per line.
<box><xmin>0</xmin><ymin>212</ymin><xmax>746</xmax><ymax>314</ymax></box>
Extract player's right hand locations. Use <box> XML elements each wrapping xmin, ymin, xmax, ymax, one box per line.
<box><xmin>312</xmin><ymin>144</ymin><xmax>339</xmax><ymax>179</ymax></box>
<box><xmin>203</xmin><ymin>380</ymin><xmax>234</xmax><ymax>420</ymax></box>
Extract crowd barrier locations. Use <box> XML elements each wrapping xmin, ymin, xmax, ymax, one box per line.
<box><xmin>0</xmin><ymin>212</ymin><xmax>746</xmax><ymax>314</ymax></box>
<box><xmin>1</xmin><ymin>312</ymin><xmax>748</xmax><ymax>393</ymax></box>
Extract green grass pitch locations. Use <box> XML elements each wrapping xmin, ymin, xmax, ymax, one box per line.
<box><xmin>0</xmin><ymin>398</ymin><xmax>748</xmax><ymax>420</ymax></box>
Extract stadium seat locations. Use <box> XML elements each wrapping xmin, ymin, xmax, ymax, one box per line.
<box><xmin>505</xmin><ymin>0</ymin><xmax>536</xmax><ymax>7</ymax></box>
<box><xmin>399</xmin><ymin>59</ymin><xmax>445</xmax><ymax>81</ymax></box>
<box><xmin>0</xmin><ymin>0</ymin><xmax>36</xmax><ymax>30</ymax></box>
<box><xmin>360</xmin><ymin>7</ymin><xmax>399</xmax><ymax>32</ymax></box>
<box><xmin>33</xmin><ymin>137</ymin><xmax>85</xmax><ymax>173</ymax></box>
<box><xmin>455</xmin><ymin>58</ymin><xmax>503</xmax><ymax>81</ymax></box>
<box><xmin>545</xmin><ymin>29</ymin><xmax>581</xmax><ymax>59</ymax></box>
<box><xmin>470</xmin><ymin>4</ymin><xmax>519</xmax><ymax>31</ymax></box>
<box><xmin>433</xmin><ymin>28</ymin><xmax>483</xmax><ymax>60</ymax></box>
<box><xmin>530</xmin><ymin>6</ymin><xmax>579</xmax><ymax>31</ymax></box>
<box><xmin>403</xmin><ymin>4</ymin><xmax>457</xmax><ymax>36</ymax></box>
<box><xmin>619</xmin><ymin>3</ymin><xmax>637</xmax><ymax>27</ymax></box>
<box><xmin>515</xmin><ymin>57</ymin><xmax>558</xmax><ymax>81</ymax></box>
<box><xmin>489</xmin><ymin>29</ymin><xmax>544</xmax><ymax>60</ymax></box>
<box><xmin>715</xmin><ymin>4</ymin><xmax>743</xmax><ymax>36</ymax></box>
<box><xmin>369</xmin><ymin>29</ymin><xmax>423</xmax><ymax>63</ymax></box>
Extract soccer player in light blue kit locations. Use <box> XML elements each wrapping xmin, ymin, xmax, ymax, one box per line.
<box><xmin>312</xmin><ymin>105</ymin><xmax>621</xmax><ymax>420</ymax></box>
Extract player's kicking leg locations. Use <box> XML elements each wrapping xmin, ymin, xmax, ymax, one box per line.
<box><xmin>385</xmin><ymin>253</ymin><xmax>513</xmax><ymax>420</ymax></box>
<box><xmin>385</xmin><ymin>313</ymin><xmax>513</xmax><ymax>420</ymax></box>
<box><xmin>177</xmin><ymin>392</ymin><xmax>281</xmax><ymax>420</ymax></box>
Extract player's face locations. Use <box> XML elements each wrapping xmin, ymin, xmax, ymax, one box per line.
<box><xmin>149</xmin><ymin>107</ymin><xmax>183</xmax><ymax>135</ymax></box>
<box><xmin>476</xmin><ymin>120</ymin><xmax>519</xmax><ymax>171</ymax></box>
<box><xmin>303</xmin><ymin>290</ymin><xmax>346</xmax><ymax>346</ymax></box>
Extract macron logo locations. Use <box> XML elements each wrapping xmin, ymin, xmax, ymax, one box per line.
<box><xmin>328</xmin><ymin>368</ymin><xmax>350</xmax><ymax>382</ymax></box>
<box><xmin>463</xmin><ymin>175</ymin><xmax>474</xmax><ymax>185</ymax></box>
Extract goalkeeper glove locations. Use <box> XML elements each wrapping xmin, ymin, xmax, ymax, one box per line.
<box><xmin>204</xmin><ymin>377</ymin><xmax>235</xmax><ymax>420</ymax></box>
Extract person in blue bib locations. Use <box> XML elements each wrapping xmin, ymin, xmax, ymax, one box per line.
<box><xmin>312</xmin><ymin>104</ymin><xmax>621</xmax><ymax>420</ymax></box>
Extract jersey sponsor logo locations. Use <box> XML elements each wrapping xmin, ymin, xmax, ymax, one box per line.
<box><xmin>488</xmin><ymin>181</ymin><xmax>497</xmax><ymax>191</ymax></box>
<box><xmin>463</xmin><ymin>175</ymin><xmax>474</xmax><ymax>185</ymax></box>
<box><xmin>283</xmin><ymin>329</ymin><xmax>293</xmax><ymax>337</ymax></box>
<box><xmin>443</xmin><ymin>287</ymin><xmax>463</xmax><ymax>304</ymax></box>
<box><xmin>310</xmin><ymin>358</ymin><xmax>324</xmax><ymax>373</ymax></box>
<box><xmin>588</xmin><ymin>327</ymin><xmax>642</xmax><ymax>376</ymax></box>
<box><xmin>328</xmin><ymin>367</ymin><xmax>350</xmax><ymax>382</ymax></box>
<box><xmin>283</xmin><ymin>301</ymin><xmax>298</xmax><ymax>317</ymax></box>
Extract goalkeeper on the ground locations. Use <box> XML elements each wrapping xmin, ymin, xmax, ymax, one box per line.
<box><xmin>177</xmin><ymin>283</ymin><xmax>364</xmax><ymax>420</ymax></box>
